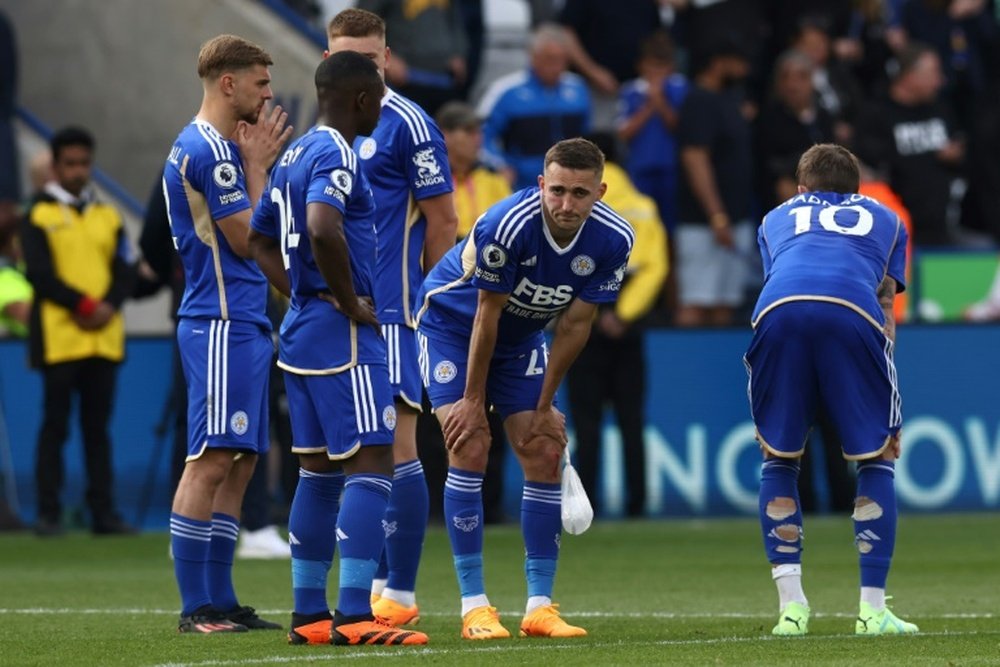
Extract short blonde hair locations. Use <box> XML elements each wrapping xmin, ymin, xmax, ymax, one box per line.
<box><xmin>197</xmin><ymin>34</ymin><xmax>273</xmax><ymax>80</ymax></box>
<box><xmin>327</xmin><ymin>8</ymin><xmax>385</xmax><ymax>41</ymax></box>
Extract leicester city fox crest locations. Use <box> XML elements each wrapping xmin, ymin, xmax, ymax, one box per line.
<box><xmin>453</xmin><ymin>514</ymin><xmax>480</xmax><ymax>533</ymax></box>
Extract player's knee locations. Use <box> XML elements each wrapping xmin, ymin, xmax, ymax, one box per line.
<box><xmin>852</xmin><ymin>495</ymin><xmax>883</xmax><ymax>521</ymax></box>
<box><xmin>765</xmin><ymin>496</ymin><xmax>797</xmax><ymax>521</ymax></box>
<box><xmin>450</xmin><ymin>437</ymin><xmax>490</xmax><ymax>472</ymax></box>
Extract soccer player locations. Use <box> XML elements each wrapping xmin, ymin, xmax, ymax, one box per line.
<box><xmin>746</xmin><ymin>143</ymin><xmax>917</xmax><ymax>637</ymax></box>
<box><xmin>416</xmin><ymin>137</ymin><xmax>633</xmax><ymax>639</ymax></box>
<box><xmin>163</xmin><ymin>34</ymin><xmax>291</xmax><ymax>634</ymax></box>
<box><xmin>248</xmin><ymin>50</ymin><xmax>427</xmax><ymax>647</ymax></box>
<box><xmin>325</xmin><ymin>8</ymin><xmax>459</xmax><ymax>628</ymax></box>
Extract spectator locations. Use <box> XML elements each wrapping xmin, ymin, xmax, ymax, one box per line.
<box><xmin>755</xmin><ymin>49</ymin><xmax>836</xmax><ymax>209</ymax></box>
<box><xmin>0</xmin><ymin>10</ymin><xmax>19</xmax><ymax>265</ymax></box>
<box><xmin>855</xmin><ymin>42</ymin><xmax>969</xmax><ymax>246</ymax></box>
<box><xmin>675</xmin><ymin>39</ymin><xmax>756</xmax><ymax>327</ymax></box>
<box><xmin>617</xmin><ymin>30</ymin><xmax>689</xmax><ymax>232</ymax></box>
<box><xmin>438</xmin><ymin>101</ymin><xmax>512</xmax><ymax>239</ymax></box>
<box><xmin>898</xmin><ymin>0</ymin><xmax>999</xmax><ymax>131</ymax></box>
<box><xmin>557</xmin><ymin>0</ymin><xmax>663</xmax><ymax>129</ymax></box>
<box><xmin>565</xmin><ymin>132</ymin><xmax>668</xmax><ymax>517</ymax></box>
<box><xmin>478</xmin><ymin>23</ymin><xmax>591</xmax><ymax>190</ymax></box>
<box><xmin>789</xmin><ymin>17</ymin><xmax>864</xmax><ymax>145</ymax></box>
<box><xmin>21</xmin><ymin>126</ymin><xmax>136</xmax><ymax>536</ymax></box>
<box><xmin>0</xmin><ymin>227</ymin><xmax>31</xmax><ymax>338</ymax></box>
<box><xmin>357</xmin><ymin>0</ymin><xmax>468</xmax><ymax>115</ymax></box>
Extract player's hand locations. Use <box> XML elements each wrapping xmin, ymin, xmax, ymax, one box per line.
<box><xmin>235</xmin><ymin>103</ymin><xmax>293</xmax><ymax>171</ymax></box>
<box><xmin>888</xmin><ymin>430</ymin><xmax>902</xmax><ymax>459</ymax></box>
<box><xmin>597</xmin><ymin>310</ymin><xmax>627</xmax><ymax>339</ymax></box>
<box><xmin>324</xmin><ymin>293</ymin><xmax>380</xmax><ymax>333</ymax></box>
<box><xmin>517</xmin><ymin>406</ymin><xmax>568</xmax><ymax>452</ymax></box>
<box><xmin>442</xmin><ymin>397</ymin><xmax>490</xmax><ymax>453</ymax></box>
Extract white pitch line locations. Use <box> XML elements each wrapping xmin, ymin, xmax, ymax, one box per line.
<box><xmin>0</xmin><ymin>608</ymin><xmax>996</xmax><ymax>620</ymax></box>
<box><xmin>148</xmin><ymin>630</ymin><xmax>1000</xmax><ymax>667</ymax></box>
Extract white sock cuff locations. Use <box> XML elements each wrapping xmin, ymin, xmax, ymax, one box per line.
<box><xmin>772</xmin><ymin>563</ymin><xmax>802</xmax><ymax>580</ymax></box>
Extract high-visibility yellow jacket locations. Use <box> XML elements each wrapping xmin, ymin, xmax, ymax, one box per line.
<box><xmin>21</xmin><ymin>185</ymin><xmax>134</xmax><ymax>367</ymax></box>
<box><xmin>453</xmin><ymin>166</ymin><xmax>513</xmax><ymax>240</ymax></box>
<box><xmin>601</xmin><ymin>162</ymin><xmax>669</xmax><ymax>323</ymax></box>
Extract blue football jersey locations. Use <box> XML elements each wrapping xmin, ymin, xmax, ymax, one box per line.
<box><xmin>353</xmin><ymin>89</ymin><xmax>454</xmax><ymax>327</ymax></box>
<box><xmin>751</xmin><ymin>191</ymin><xmax>908</xmax><ymax>329</ymax></box>
<box><xmin>416</xmin><ymin>188</ymin><xmax>634</xmax><ymax>346</ymax></box>
<box><xmin>163</xmin><ymin>120</ymin><xmax>269</xmax><ymax>328</ymax></box>
<box><xmin>250</xmin><ymin>125</ymin><xmax>383</xmax><ymax>374</ymax></box>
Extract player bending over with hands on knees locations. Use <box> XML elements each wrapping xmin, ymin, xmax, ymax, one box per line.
<box><xmin>415</xmin><ymin>137</ymin><xmax>633</xmax><ymax>640</ymax></box>
<box><xmin>745</xmin><ymin>143</ymin><xmax>917</xmax><ymax>637</ymax></box>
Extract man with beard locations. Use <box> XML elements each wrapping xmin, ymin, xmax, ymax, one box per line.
<box><xmin>162</xmin><ymin>34</ymin><xmax>291</xmax><ymax>634</ymax></box>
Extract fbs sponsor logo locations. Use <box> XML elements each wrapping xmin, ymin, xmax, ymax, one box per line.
<box><xmin>382</xmin><ymin>519</ymin><xmax>397</xmax><ymax>538</ymax></box>
<box><xmin>413</xmin><ymin>148</ymin><xmax>446</xmax><ymax>188</ymax></box>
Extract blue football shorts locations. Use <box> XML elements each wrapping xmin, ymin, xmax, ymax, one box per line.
<box><xmin>284</xmin><ymin>363</ymin><xmax>396</xmax><ymax>460</ymax></box>
<box><xmin>745</xmin><ymin>300</ymin><xmax>901</xmax><ymax>460</ymax></box>
<box><xmin>416</xmin><ymin>328</ymin><xmax>550</xmax><ymax>419</ymax></box>
<box><xmin>177</xmin><ymin>318</ymin><xmax>272</xmax><ymax>460</ymax></box>
<box><xmin>382</xmin><ymin>322</ymin><xmax>423</xmax><ymax>411</ymax></box>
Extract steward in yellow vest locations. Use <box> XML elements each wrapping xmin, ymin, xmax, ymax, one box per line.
<box><xmin>20</xmin><ymin>126</ymin><xmax>136</xmax><ymax>536</ymax></box>
<box><xmin>21</xmin><ymin>181</ymin><xmax>133</xmax><ymax>367</ymax></box>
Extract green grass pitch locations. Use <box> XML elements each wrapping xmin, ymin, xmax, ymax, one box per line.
<box><xmin>1</xmin><ymin>514</ymin><xmax>999</xmax><ymax>666</ymax></box>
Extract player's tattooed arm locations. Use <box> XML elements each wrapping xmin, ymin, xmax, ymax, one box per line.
<box><xmin>877</xmin><ymin>275</ymin><xmax>897</xmax><ymax>343</ymax></box>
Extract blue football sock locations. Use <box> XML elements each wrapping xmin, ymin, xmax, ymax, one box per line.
<box><xmin>207</xmin><ymin>513</ymin><xmax>240</xmax><ymax>611</ymax></box>
<box><xmin>384</xmin><ymin>459</ymin><xmax>429</xmax><ymax>595</ymax></box>
<box><xmin>289</xmin><ymin>468</ymin><xmax>345</xmax><ymax>616</ymax></box>
<box><xmin>759</xmin><ymin>458</ymin><xmax>804</xmax><ymax>565</ymax></box>
<box><xmin>336</xmin><ymin>474</ymin><xmax>392</xmax><ymax>617</ymax></box>
<box><xmin>521</xmin><ymin>481</ymin><xmax>561</xmax><ymax>600</ymax></box>
<box><xmin>170</xmin><ymin>513</ymin><xmax>212</xmax><ymax>616</ymax></box>
<box><xmin>444</xmin><ymin>467</ymin><xmax>485</xmax><ymax>599</ymax></box>
<box><xmin>854</xmin><ymin>460</ymin><xmax>897</xmax><ymax>589</ymax></box>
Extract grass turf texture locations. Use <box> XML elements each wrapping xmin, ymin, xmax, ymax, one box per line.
<box><xmin>1</xmin><ymin>514</ymin><xmax>998</xmax><ymax>666</ymax></box>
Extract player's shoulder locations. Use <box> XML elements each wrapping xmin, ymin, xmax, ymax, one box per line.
<box><xmin>588</xmin><ymin>200</ymin><xmax>635</xmax><ymax>252</ymax></box>
<box><xmin>310</xmin><ymin>125</ymin><xmax>359</xmax><ymax>170</ymax></box>
<box><xmin>382</xmin><ymin>88</ymin><xmax>441</xmax><ymax>146</ymax></box>
<box><xmin>481</xmin><ymin>187</ymin><xmax>543</xmax><ymax>246</ymax></box>
<box><xmin>180</xmin><ymin>120</ymin><xmax>237</xmax><ymax>164</ymax></box>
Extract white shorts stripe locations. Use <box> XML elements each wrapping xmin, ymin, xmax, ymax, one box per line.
<box><xmin>220</xmin><ymin>320</ymin><xmax>230</xmax><ymax>434</ymax></box>
<box><xmin>207</xmin><ymin>321</ymin><xmax>216</xmax><ymax>435</ymax></box>
<box><xmin>350</xmin><ymin>367</ymin><xmax>364</xmax><ymax>434</ymax></box>
<box><xmin>362</xmin><ymin>365</ymin><xmax>377</xmax><ymax>433</ymax></box>
<box><xmin>393</xmin><ymin>327</ymin><xmax>402</xmax><ymax>384</ymax></box>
